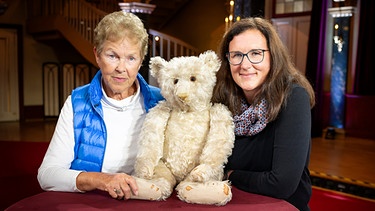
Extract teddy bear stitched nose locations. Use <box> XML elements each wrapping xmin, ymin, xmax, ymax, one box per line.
<box><xmin>178</xmin><ymin>93</ymin><xmax>188</xmax><ymax>101</ymax></box>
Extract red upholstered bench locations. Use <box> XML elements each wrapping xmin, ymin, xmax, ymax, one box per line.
<box><xmin>309</xmin><ymin>187</ymin><xmax>375</xmax><ymax>210</ymax></box>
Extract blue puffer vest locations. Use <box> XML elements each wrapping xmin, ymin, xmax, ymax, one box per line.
<box><xmin>70</xmin><ymin>71</ymin><xmax>163</xmax><ymax>172</ymax></box>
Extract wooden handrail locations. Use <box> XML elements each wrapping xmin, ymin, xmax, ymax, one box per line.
<box><xmin>27</xmin><ymin>0</ymin><xmax>106</xmax><ymax>45</ymax></box>
<box><xmin>28</xmin><ymin>0</ymin><xmax>200</xmax><ymax>115</ymax></box>
<box><xmin>27</xmin><ymin>0</ymin><xmax>199</xmax><ymax>60</ymax></box>
<box><xmin>149</xmin><ymin>29</ymin><xmax>199</xmax><ymax>60</ymax></box>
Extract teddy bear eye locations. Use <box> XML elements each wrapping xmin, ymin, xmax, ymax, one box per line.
<box><xmin>190</xmin><ymin>76</ymin><xmax>196</xmax><ymax>82</ymax></box>
<box><xmin>174</xmin><ymin>79</ymin><xmax>179</xmax><ymax>84</ymax></box>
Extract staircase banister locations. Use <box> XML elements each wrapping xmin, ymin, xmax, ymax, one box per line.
<box><xmin>27</xmin><ymin>0</ymin><xmax>200</xmax><ymax>66</ymax></box>
<box><xmin>149</xmin><ymin>29</ymin><xmax>200</xmax><ymax>54</ymax></box>
<box><xmin>79</xmin><ymin>0</ymin><xmax>109</xmax><ymax>17</ymax></box>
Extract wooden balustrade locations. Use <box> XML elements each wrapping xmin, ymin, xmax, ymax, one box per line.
<box><xmin>27</xmin><ymin>0</ymin><xmax>198</xmax><ymax>60</ymax></box>
<box><xmin>28</xmin><ymin>0</ymin><xmax>199</xmax><ymax>115</ymax></box>
<box><xmin>27</xmin><ymin>0</ymin><xmax>106</xmax><ymax>45</ymax></box>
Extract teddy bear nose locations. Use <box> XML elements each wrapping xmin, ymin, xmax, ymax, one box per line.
<box><xmin>177</xmin><ymin>93</ymin><xmax>188</xmax><ymax>101</ymax></box>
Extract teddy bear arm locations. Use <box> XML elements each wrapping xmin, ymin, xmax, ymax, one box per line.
<box><xmin>198</xmin><ymin>104</ymin><xmax>235</xmax><ymax>172</ymax></box>
<box><xmin>134</xmin><ymin>102</ymin><xmax>171</xmax><ymax>178</ymax></box>
<box><xmin>187</xmin><ymin>104</ymin><xmax>234</xmax><ymax>182</ymax></box>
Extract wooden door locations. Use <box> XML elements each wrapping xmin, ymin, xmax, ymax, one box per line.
<box><xmin>0</xmin><ymin>28</ymin><xmax>19</xmax><ymax>121</ymax></box>
<box><xmin>272</xmin><ymin>16</ymin><xmax>311</xmax><ymax>75</ymax></box>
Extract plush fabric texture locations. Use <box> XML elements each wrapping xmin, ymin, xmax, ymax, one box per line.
<box><xmin>131</xmin><ymin>51</ymin><xmax>235</xmax><ymax>206</ymax></box>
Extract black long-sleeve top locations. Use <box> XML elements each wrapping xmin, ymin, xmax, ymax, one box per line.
<box><xmin>226</xmin><ymin>85</ymin><xmax>312</xmax><ymax>211</ymax></box>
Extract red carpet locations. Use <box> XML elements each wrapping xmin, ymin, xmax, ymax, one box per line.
<box><xmin>309</xmin><ymin>187</ymin><xmax>375</xmax><ymax>211</ymax></box>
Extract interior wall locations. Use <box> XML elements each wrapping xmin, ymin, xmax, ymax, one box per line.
<box><xmin>0</xmin><ymin>0</ymin><xmax>275</xmax><ymax>117</ymax></box>
<box><xmin>161</xmin><ymin>0</ymin><xmax>227</xmax><ymax>53</ymax></box>
<box><xmin>0</xmin><ymin>0</ymin><xmax>59</xmax><ymax>106</ymax></box>
<box><xmin>160</xmin><ymin>0</ymin><xmax>271</xmax><ymax>54</ymax></box>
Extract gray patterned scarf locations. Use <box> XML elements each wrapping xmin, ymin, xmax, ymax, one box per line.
<box><xmin>233</xmin><ymin>98</ymin><xmax>268</xmax><ymax>136</ymax></box>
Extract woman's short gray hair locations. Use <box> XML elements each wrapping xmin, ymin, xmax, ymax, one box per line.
<box><xmin>93</xmin><ymin>11</ymin><xmax>148</xmax><ymax>59</ymax></box>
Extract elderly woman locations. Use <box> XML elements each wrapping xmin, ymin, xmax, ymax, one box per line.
<box><xmin>38</xmin><ymin>11</ymin><xmax>163</xmax><ymax>200</ymax></box>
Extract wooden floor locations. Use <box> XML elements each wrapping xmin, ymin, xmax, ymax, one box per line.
<box><xmin>1</xmin><ymin>119</ymin><xmax>375</xmax><ymax>195</ymax></box>
<box><xmin>310</xmin><ymin>136</ymin><xmax>375</xmax><ymax>188</ymax></box>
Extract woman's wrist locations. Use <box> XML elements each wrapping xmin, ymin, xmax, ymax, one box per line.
<box><xmin>224</xmin><ymin>170</ymin><xmax>233</xmax><ymax>180</ymax></box>
<box><xmin>76</xmin><ymin>172</ymin><xmax>101</xmax><ymax>192</ymax></box>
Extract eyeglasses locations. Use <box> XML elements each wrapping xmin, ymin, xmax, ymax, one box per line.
<box><xmin>226</xmin><ymin>49</ymin><xmax>269</xmax><ymax>65</ymax></box>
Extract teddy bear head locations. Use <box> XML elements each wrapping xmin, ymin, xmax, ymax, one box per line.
<box><xmin>150</xmin><ymin>50</ymin><xmax>221</xmax><ymax>112</ymax></box>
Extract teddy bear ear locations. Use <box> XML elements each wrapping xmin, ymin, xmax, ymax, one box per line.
<box><xmin>149</xmin><ymin>56</ymin><xmax>166</xmax><ymax>78</ymax></box>
<box><xmin>199</xmin><ymin>50</ymin><xmax>221</xmax><ymax>73</ymax></box>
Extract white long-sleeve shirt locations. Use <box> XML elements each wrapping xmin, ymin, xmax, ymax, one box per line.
<box><xmin>37</xmin><ymin>80</ymin><xmax>146</xmax><ymax>192</ymax></box>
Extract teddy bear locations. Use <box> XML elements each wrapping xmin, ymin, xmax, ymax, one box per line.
<box><xmin>131</xmin><ymin>50</ymin><xmax>235</xmax><ymax>206</ymax></box>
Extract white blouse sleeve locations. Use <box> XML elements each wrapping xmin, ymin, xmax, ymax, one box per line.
<box><xmin>37</xmin><ymin>96</ymin><xmax>83</xmax><ymax>192</ymax></box>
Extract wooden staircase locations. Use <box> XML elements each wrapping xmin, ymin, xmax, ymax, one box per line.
<box><xmin>27</xmin><ymin>0</ymin><xmax>199</xmax><ymax>116</ymax></box>
<box><xmin>26</xmin><ymin>0</ymin><xmax>198</xmax><ymax>68</ymax></box>
<box><xmin>27</xmin><ymin>0</ymin><xmax>107</xmax><ymax>67</ymax></box>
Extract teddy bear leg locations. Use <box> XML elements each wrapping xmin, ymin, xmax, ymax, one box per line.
<box><xmin>131</xmin><ymin>161</ymin><xmax>176</xmax><ymax>201</ymax></box>
<box><xmin>176</xmin><ymin>180</ymin><xmax>232</xmax><ymax>206</ymax></box>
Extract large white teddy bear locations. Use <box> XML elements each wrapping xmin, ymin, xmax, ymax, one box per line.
<box><xmin>131</xmin><ymin>50</ymin><xmax>235</xmax><ymax>206</ymax></box>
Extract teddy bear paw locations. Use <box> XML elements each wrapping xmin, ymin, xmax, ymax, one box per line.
<box><xmin>177</xmin><ymin>181</ymin><xmax>232</xmax><ymax>206</ymax></box>
<box><xmin>132</xmin><ymin>177</ymin><xmax>173</xmax><ymax>201</ymax></box>
<box><xmin>131</xmin><ymin>180</ymin><xmax>161</xmax><ymax>200</ymax></box>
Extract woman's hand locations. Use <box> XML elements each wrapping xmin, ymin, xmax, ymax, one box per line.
<box><xmin>76</xmin><ymin>172</ymin><xmax>138</xmax><ymax>200</ymax></box>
